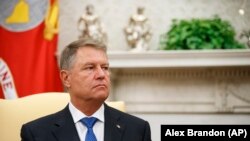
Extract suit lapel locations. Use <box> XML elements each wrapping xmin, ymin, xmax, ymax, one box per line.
<box><xmin>51</xmin><ymin>106</ymin><xmax>80</xmax><ymax>141</ymax></box>
<box><xmin>104</xmin><ymin>104</ymin><xmax>125</xmax><ymax>141</ymax></box>
<box><xmin>50</xmin><ymin>104</ymin><xmax>126</xmax><ymax>141</ymax></box>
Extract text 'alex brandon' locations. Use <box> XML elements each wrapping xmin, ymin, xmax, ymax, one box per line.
<box><xmin>165</xmin><ymin>129</ymin><xmax>226</xmax><ymax>137</ymax></box>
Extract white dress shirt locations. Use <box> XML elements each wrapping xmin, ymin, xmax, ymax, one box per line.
<box><xmin>69</xmin><ymin>102</ymin><xmax>104</xmax><ymax>141</ymax></box>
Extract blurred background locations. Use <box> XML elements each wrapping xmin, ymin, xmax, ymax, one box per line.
<box><xmin>1</xmin><ymin>0</ymin><xmax>250</xmax><ymax>140</ymax></box>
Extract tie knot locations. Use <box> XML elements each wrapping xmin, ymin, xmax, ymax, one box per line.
<box><xmin>80</xmin><ymin>117</ymin><xmax>98</xmax><ymax>128</ymax></box>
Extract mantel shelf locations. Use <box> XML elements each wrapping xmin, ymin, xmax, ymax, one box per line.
<box><xmin>107</xmin><ymin>49</ymin><xmax>250</xmax><ymax>68</ymax></box>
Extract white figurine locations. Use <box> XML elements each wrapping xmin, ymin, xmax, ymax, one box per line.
<box><xmin>77</xmin><ymin>4</ymin><xmax>107</xmax><ymax>43</ymax></box>
<box><xmin>124</xmin><ymin>7</ymin><xmax>152</xmax><ymax>51</ymax></box>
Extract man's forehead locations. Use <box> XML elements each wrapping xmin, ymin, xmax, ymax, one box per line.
<box><xmin>75</xmin><ymin>48</ymin><xmax>108</xmax><ymax>61</ymax></box>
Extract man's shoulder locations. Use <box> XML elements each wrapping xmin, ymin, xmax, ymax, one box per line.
<box><xmin>105</xmin><ymin>105</ymin><xmax>147</xmax><ymax>124</ymax></box>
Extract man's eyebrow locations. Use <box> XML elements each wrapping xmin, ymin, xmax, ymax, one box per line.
<box><xmin>102</xmin><ymin>63</ymin><xmax>109</xmax><ymax>66</ymax></box>
<box><xmin>83</xmin><ymin>62</ymin><xmax>94</xmax><ymax>65</ymax></box>
<box><xmin>82</xmin><ymin>62</ymin><xmax>109</xmax><ymax>66</ymax></box>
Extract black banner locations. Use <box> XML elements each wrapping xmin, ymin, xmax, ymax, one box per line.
<box><xmin>161</xmin><ymin>125</ymin><xmax>250</xmax><ymax>141</ymax></box>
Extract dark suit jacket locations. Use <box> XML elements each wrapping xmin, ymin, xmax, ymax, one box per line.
<box><xmin>21</xmin><ymin>104</ymin><xmax>151</xmax><ymax>141</ymax></box>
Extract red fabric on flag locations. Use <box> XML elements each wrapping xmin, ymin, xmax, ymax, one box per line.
<box><xmin>0</xmin><ymin>19</ymin><xmax>63</xmax><ymax>98</ymax></box>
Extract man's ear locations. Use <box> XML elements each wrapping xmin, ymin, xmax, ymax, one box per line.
<box><xmin>60</xmin><ymin>70</ymin><xmax>70</xmax><ymax>88</ymax></box>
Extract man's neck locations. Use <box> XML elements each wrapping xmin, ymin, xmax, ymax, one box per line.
<box><xmin>71</xmin><ymin>98</ymin><xmax>103</xmax><ymax>116</ymax></box>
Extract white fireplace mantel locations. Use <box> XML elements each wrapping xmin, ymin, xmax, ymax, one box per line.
<box><xmin>107</xmin><ymin>50</ymin><xmax>250</xmax><ymax>114</ymax></box>
<box><xmin>108</xmin><ymin>49</ymin><xmax>250</xmax><ymax>68</ymax></box>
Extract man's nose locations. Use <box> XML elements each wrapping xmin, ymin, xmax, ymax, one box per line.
<box><xmin>95</xmin><ymin>66</ymin><xmax>105</xmax><ymax>79</ymax></box>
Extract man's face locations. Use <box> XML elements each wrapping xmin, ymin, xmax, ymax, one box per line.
<box><xmin>63</xmin><ymin>46</ymin><xmax>110</xmax><ymax>102</ymax></box>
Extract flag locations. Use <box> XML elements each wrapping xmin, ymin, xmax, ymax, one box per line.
<box><xmin>0</xmin><ymin>0</ymin><xmax>63</xmax><ymax>99</ymax></box>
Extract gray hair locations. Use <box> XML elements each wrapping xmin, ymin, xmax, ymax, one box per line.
<box><xmin>60</xmin><ymin>38</ymin><xmax>107</xmax><ymax>70</ymax></box>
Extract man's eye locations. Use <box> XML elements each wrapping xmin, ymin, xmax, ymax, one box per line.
<box><xmin>102</xmin><ymin>66</ymin><xmax>109</xmax><ymax>71</ymax></box>
<box><xmin>86</xmin><ymin>67</ymin><xmax>94</xmax><ymax>70</ymax></box>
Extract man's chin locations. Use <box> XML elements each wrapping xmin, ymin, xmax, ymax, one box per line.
<box><xmin>94</xmin><ymin>92</ymin><xmax>109</xmax><ymax>100</ymax></box>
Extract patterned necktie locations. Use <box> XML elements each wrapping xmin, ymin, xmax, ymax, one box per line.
<box><xmin>80</xmin><ymin>117</ymin><xmax>98</xmax><ymax>141</ymax></box>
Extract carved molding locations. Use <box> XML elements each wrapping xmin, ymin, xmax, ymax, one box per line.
<box><xmin>111</xmin><ymin>67</ymin><xmax>250</xmax><ymax>79</ymax></box>
<box><xmin>113</xmin><ymin>67</ymin><xmax>250</xmax><ymax>113</ymax></box>
<box><xmin>111</xmin><ymin>67</ymin><xmax>250</xmax><ymax>114</ymax></box>
<box><xmin>108</xmin><ymin>51</ymin><xmax>250</xmax><ymax>113</ymax></box>
<box><xmin>227</xmin><ymin>79</ymin><xmax>250</xmax><ymax>103</ymax></box>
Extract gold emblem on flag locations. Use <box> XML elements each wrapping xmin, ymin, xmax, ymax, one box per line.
<box><xmin>5</xmin><ymin>0</ymin><xmax>30</xmax><ymax>24</ymax></box>
<box><xmin>0</xmin><ymin>0</ymin><xmax>49</xmax><ymax>32</ymax></box>
<box><xmin>44</xmin><ymin>0</ymin><xmax>59</xmax><ymax>40</ymax></box>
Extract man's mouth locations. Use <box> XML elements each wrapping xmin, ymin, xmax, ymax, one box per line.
<box><xmin>93</xmin><ymin>84</ymin><xmax>106</xmax><ymax>88</ymax></box>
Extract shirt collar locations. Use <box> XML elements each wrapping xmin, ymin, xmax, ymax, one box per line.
<box><xmin>69</xmin><ymin>101</ymin><xmax>104</xmax><ymax>123</ymax></box>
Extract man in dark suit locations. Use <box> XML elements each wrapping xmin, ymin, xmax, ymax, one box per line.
<box><xmin>21</xmin><ymin>38</ymin><xmax>151</xmax><ymax>141</ymax></box>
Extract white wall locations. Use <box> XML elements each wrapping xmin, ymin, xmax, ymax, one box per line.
<box><xmin>59</xmin><ymin>0</ymin><xmax>250</xmax><ymax>53</ymax></box>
